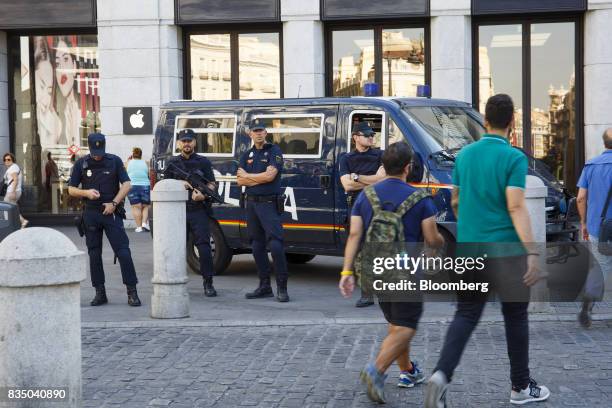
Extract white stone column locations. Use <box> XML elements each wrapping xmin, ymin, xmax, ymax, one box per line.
<box><xmin>97</xmin><ymin>0</ymin><xmax>182</xmax><ymax>161</ymax></box>
<box><xmin>0</xmin><ymin>228</ymin><xmax>86</xmax><ymax>408</ymax></box>
<box><xmin>584</xmin><ymin>0</ymin><xmax>612</xmax><ymax>160</ymax></box>
<box><xmin>525</xmin><ymin>175</ymin><xmax>551</xmax><ymax>311</ymax></box>
<box><xmin>151</xmin><ymin>179</ymin><xmax>189</xmax><ymax>318</ymax></box>
<box><xmin>281</xmin><ymin>0</ymin><xmax>325</xmax><ymax>97</ymax></box>
<box><xmin>0</xmin><ymin>30</ymin><xmax>9</xmax><ymax>155</ymax></box>
<box><xmin>430</xmin><ymin>0</ymin><xmax>472</xmax><ymax>103</ymax></box>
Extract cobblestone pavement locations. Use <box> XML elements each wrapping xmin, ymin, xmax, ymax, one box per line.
<box><xmin>83</xmin><ymin>319</ymin><xmax>612</xmax><ymax>408</ymax></box>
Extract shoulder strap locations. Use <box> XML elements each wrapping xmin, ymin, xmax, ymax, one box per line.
<box><xmin>363</xmin><ymin>186</ymin><xmax>382</xmax><ymax>212</ymax></box>
<box><xmin>396</xmin><ymin>190</ymin><xmax>430</xmax><ymax>217</ymax></box>
<box><xmin>601</xmin><ymin>184</ymin><xmax>612</xmax><ymax>219</ymax></box>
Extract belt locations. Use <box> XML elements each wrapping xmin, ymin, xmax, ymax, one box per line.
<box><xmin>246</xmin><ymin>195</ymin><xmax>278</xmax><ymax>203</ymax></box>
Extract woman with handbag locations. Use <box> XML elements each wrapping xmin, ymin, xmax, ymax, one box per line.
<box><xmin>2</xmin><ymin>153</ymin><xmax>28</xmax><ymax>228</ymax></box>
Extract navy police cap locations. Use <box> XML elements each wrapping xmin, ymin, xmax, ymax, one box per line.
<box><xmin>177</xmin><ymin>129</ymin><xmax>196</xmax><ymax>141</ymax></box>
<box><xmin>250</xmin><ymin>119</ymin><xmax>266</xmax><ymax>131</ymax></box>
<box><xmin>88</xmin><ymin>133</ymin><xmax>106</xmax><ymax>156</ymax></box>
<box><xmin>352</xmin><ymin>122</ymin><xmax>375</xmax><ymax>136</ymax></box>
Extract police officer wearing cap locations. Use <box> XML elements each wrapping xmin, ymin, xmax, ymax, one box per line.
<box><xmin>237</xmin><ymin>119</ymin><xmax>289</xmax><ymax>302</ymax></box>
<box><xmin>339</xmin><ymin>122</ymin><xmax>385</xmax><ymax>307</ymax></box>
<box><xmin>68</xmin><ymin>133</ymin><xmax>141</xmax><ymax>307</ymax></box>
<box><xmin>165</xmin><ymin>129</ymin><xmax>218</xmax><ymax>297</ymax></box>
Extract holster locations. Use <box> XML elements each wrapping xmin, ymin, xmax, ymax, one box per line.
<box><xmin>115</xmin><ymin>204</ymin><xmax>127</xmax><ymax>220</ymax></box>
<box><xmin>239</xmin><ymin>192</ymin><xmax>246</xmax><ymax>209</ymax></box>
<box><xmin>275</xmin><ymin>194</ymin><xmax>286</xmax><ymax>215</ymax></box>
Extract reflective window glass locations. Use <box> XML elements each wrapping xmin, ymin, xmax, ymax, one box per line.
<box><xmin>382</xmin><ymin>28</ymin><xmax>426</xmax><ymax>97</ymax></box>
<box><xmin>332</xmin><ymin>30</ymin><xmax>375</xmax><ymax>96</ymax></box>
<box><xmin>189</xmin><ymin>34</ymin><xmax>232</xmax><ymax>100</ymax></box>
<box><xmin>175</xmin><ymin>116</ymin><xmax>236</xmax><ymax>156</ymax></box>
<box><xmin>239</xmin><ymin>33</ymin><xmax>281</xmax><ymax>99</ymax></box>
<box><xmin>254</xmin><ymin>115</ymin><xmax>323</xmax><ymax>156</ymax></box>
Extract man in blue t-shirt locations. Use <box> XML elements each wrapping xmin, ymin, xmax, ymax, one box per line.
<box><xmin>339</xmin><ymin>142</ymin><xmax>444</xmax><ymax>403</ymax></box>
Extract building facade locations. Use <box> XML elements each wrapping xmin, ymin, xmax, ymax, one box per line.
<box><xmin>0</xmin><ymin>0</ymin><xmax>611</xmax><ymax>218</ymax></box>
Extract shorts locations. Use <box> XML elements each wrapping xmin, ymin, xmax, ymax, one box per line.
<box><xmin>127</xmin><ymin>185</ymin><xmax>150</xmax><ymax>205</ymax></box>
<box><xmin>378</xmin><ymin>301</ymin><xmax>423</xmax><ymax>329</ymax></box>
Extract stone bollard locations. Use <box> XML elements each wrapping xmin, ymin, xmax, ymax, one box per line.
<box><xmin>0</xmin><ymin>228</ymin><xmax>86</xmax><ymax>408</ymax></box>
<box><xmin>524</xmin><ymin>175</ymin><xmax>551</xmax><ymax>312</ymax></box>
<box><xmin>151</xmin><ymin>179</ymin><xmax>189</xmax><ymax>318</ymax></box>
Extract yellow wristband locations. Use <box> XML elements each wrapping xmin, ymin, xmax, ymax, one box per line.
<box><xmin>340</xmin><ymin>270</ymin><xmax>354</xmax><ymax>276</ymax></box>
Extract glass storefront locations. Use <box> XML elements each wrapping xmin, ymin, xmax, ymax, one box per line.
<box><xmin>189</xmin><ymin>31</ymin><xmax>281</xmax><ymax>100</ymax></box>
<box><xmin>477</xmin><ymin>21</ymin><xmax>578</xmax><ymax>190</ymax></box>
<box><xmin>9</xmin><ymin>34</ymin><xmax>101</xmax><ymax>214</ymax></box>
<box><xmin>331</xmin><ymin>26</ymin><xmax>426</xmax><ymax>97</ymax></box>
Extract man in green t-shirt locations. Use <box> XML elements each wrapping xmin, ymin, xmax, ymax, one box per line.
<box><xmin>424</xmin><ymin>94</ymin><xmax>550</xmax><ymax>407</ymax></box>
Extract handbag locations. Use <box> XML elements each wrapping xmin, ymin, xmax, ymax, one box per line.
<box><xmin>598</xmin><ymin>185</ymin><xmax>612</xmax><ymax>255</ymax></box>
<box><xmin>0</xmin><ymin>179</ymin><xmax>12</xmax><ymax>197</ymax></box>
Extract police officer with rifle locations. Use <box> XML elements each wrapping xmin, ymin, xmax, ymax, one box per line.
<box><xmin>165</xmin><ymin>129</ymin><xmax>219</xmax><ymax>297</ymax></box>
<box><xmin>69</xmin><ymin>133</ymin><xmax>141</xmax><ymax>307</ymax></box>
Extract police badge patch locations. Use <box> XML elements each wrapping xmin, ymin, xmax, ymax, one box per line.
<box><xmin>275</xmin><ymin>156</ymin><xmax>282</xmax><ymax>164</ymax></box>
<box><xmin>86</xmin><ymin>169</ymin><xmax>93</xmax><ymax>177</ymax></box>
<box><xmin>249</xmin><ymin>151</ymin><xmax>254</xmax><ymax>158</ymax></box>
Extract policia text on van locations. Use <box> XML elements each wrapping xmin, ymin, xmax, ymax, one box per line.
<box><xmin>152</xmin><ymin>97</ymin><xmax>573</xmax><ymax>275</ymax></box>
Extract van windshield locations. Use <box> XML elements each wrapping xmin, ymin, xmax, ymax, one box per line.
<box><xmin>402</xmin><ymin>106</ymin><xmax>484</xmax><ymax>158</ymax></box>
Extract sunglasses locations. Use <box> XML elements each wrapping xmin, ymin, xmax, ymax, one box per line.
<box><xmin>3</xmin><ymin>158</ymin><xmax>12</xmax><ymax>162</ymax></box>
<box><xmin>357</xmin><ymin>133</ymin><xmax>375</xmax><ymax>138</ymax></box>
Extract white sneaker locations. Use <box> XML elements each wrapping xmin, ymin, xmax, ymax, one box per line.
<box><xmin>135</xmin><ymin>227</ymin><xmax>143</xmax><ymax>233</ymax></box>
<box><xmin>510</xmin><ymin>379</ymin><xmax>550</xmax><ymax>405</ymax></box>
<box><xmin>141</xmin><ymin>223</ymin><xmax>150</xmax><ymax>231</ymax></box>
<box><xmin>425</xmin><ymin>370</ymin><xmax>449</xmax><ymax>408</ymax></box>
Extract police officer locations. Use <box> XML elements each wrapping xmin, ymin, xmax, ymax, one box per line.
<box><xmin>68</xmin><ymin>133</ymin><xmax>141</xmax><ymax>307</ymax></box>
<box><xmin>237</xmin><ymin>119</ymin><xmax>289</xmax><ymax>302</ymax></box>
<box><xmin>165</xmin><ymin>129</ymin><xmax>218</xmax><ymax>297</ymax></box>
<box><xmin>339</xmin><ymin>122</ymin><xmax>385</xmax><ymax>307</ymax></box>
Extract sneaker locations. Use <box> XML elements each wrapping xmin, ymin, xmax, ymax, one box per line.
<box><xmin>425</xmin><ymin>370</ymin><xmax>449</xmax><ymax>408</ymax></box>
<box><xmin>360</xmin><ymin>363</ymin><xmax>387</xmax><ymax>403</ymax></box>
<box><xmin>135</xmin><ymin>227</ymin><xmax>143</xmax><ymax>233</ymax></box>
<box><xmin>141</xmin><ymin>223</ymin><xmax>150</xmax><ymax>232</ymax></box>
<box><xmin>398</xmin><ymin>361</ymin><xmax>425</xmax><ymax>388</ymax></box>
<box><xmin>510</xmin><ymin>379</ymin><xmax>550</xmax><ymax>405</ymax></box>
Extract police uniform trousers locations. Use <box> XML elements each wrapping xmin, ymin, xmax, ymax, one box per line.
<box><xmin>187</xmin><ymin>206</ymin><xmax>214</xmax><ymax>278</ymax></box>
<box><xmin>83</xmin><ymin>208</ymin><xmax>138</xmax><ymax>287</ymax></box>
<box><xmin>246</xmin><ymin>200</ymin><xmax>288</xmax><ymax>282</ymax></box>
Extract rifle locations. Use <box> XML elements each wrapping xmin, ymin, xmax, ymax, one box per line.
<box><xmin>165</xmin><ymin>161</ymin><xmax>223</xmax><ymax>204</ymax></box>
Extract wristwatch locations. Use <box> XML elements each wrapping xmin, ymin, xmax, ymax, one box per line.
<box><xmin>352</xmin><ymin>173</ymin><xmax>360</xmax><ymax>182</ymax></box>
<box><xmin>111</xmin><ymin>201</ymin><xmax>118</xmax><ymax>207</ymax></box>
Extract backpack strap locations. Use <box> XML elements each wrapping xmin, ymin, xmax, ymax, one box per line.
<box><xmin>363</xmin><ymin>185</ymin><xmax>382</xmax><ymax>212</ymax></box>
<box><xmin>395</xmin><ymin>189</ymin><xmax>430</xmax><ymax>217</ymax></box>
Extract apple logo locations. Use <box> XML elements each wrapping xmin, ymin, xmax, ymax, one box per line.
<box><xmin>130</xmin><ymin>110</ymin><xmax>145</xmax><ymax>129</ymax></box>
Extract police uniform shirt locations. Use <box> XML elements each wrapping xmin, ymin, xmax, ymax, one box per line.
<box><xmin>338</xmin><ymin>148</ymin><xmax>383</xmax><ymax>192</ymax></box>
<box><xmin>239</xmin><ymin>143</ymin><xmax>283</xmax><ymax>196</ymax></box>
<box><xmin>166</xmin><ymin>153</ymin><xmax>216</xmax><ymax>208</ymax></box>
<box><xmin>68</xmin><ymin>154</ymin><xmax>130</xmax><ymax>206</ymax></box>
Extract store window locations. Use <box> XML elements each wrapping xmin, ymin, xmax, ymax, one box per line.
<box><xmin>9</xmin><ymin>34</ymin><xmax>100</xmax><ymax>214</ymax></box>
<box><xmin>476</xmin><ymin>20</ymin><xmax>580</xmax><ymax>189</ymax></box>
<box><xmin>330</xmin><ymin>25</ymin><xmax>427</xmax><ymax>97</ymax></box>
<box><xmin>188</xmin><ymin>31</ymin><xmax>281</xmax><ymax>100</ymax></box>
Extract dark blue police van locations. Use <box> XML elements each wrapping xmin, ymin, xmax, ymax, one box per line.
<box><xmin>152</xmin><ymin>97</ymin><xmax>573</xmax><ymax>274</ymax></box>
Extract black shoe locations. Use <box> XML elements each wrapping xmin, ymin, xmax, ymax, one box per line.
<box><xmin>276</xmin><ymin>280</ymin><xmax>290</xmax><ymax>302</ymax></box>
<box><xmin>245</xmin><ymin>278</ymin><xmax>274</xmax><ymax>299</ymax></box>
<box><xmin>127</xmin><ymin>285</ymin><xmax>142</xmax><ymax>307</ymax></box>
<box><xmin>204</xmin><ymin>277</ymin><xmax>217</xmax><ymax>297</ymax></box>
<box><xmin>90</xmin><ymin>285</ymin><xmax>108</xmax><ymax>306</ymax></box>
<box><xmin>578</xmin><ymin>299</ymin><xmax>593</xmax><ymax>328</ymax></box>
<box><xmin>355</xmin><ymin>296</ymin><xmax>374</xmax><ymax>308</ymax></box>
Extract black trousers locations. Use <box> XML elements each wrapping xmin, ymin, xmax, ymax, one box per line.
<box><xmin>187</xmin><ymin>207</ymin><xmax>214</xmax><ymax>279</ymax></box>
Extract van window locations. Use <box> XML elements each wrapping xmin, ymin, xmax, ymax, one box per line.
<box><xmin>174</xmin><ymin>115</ymin><xmax>237</xmax><ymax>157</ymax></box>
<box><xmin>253</xmin><ymin>114</ymin><xmax>324</xmax><ymax>158</ymax></box>
<box><xmin>388</xmin><ymin>118</ymin><xmax>405</xmax><ymax>146</ymax></box>
<box><xmin>348</xmin><ymin>111</ymin><xmax>386</xmax><ymax>151</ymax></box>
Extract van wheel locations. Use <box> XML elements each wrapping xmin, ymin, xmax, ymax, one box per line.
<box><xmin>285</xmin><ymin>253</ymin><xmax>316</xmax><ymax>264</ymax></box>
<box><xmin>187</xmin><ymin>221</ymin><xmax>233</xmax><ymax>275</ymax></box>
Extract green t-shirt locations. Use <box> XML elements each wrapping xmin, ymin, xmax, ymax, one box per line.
<box><xmin>452</xmin><ymin>134</ymin><xmax>527</xmax><ymax>246</ymax></box>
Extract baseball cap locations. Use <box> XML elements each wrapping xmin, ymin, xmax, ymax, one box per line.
<box><xmin>352</xmin><ymin>122</ymin><xmax>375</xmax><ymax>136</ymax></box>
<box><xmin>250</xmin><ymin>119</ymin><xmax>266</xmax><ymax>131</ymax></box>
<box><xmin>88</xmin><ymin>133</ymin><xmax>106</xmax><ymax>156</ymax></box>
<box><xmin>177</xmin><ymin>129</ymin><xmax>196</xmax><ymax>141</ymax></box>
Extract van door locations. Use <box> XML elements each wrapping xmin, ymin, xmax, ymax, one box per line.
<box><xmin>241</xmin><ymin>105</ymin><xmax>339</xmax><ymax>251</ymax></box>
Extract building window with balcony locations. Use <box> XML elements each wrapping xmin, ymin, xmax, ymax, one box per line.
<box><xmin>187</xmin><ymin>30</ymin><xmax>282</xmax><ymax>100</ymax></box>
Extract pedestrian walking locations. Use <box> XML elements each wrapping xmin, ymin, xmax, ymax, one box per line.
<box><xmin>68</xmin><ymin>133</ymin><xmax>141</xmax><ymax>307</ymax></box>
<box><xmin>339</xmin><ymin>122</ymin><xmax>386</xmax><ymax>307</ymax></box>
<box><xmin>126</xmin><ymin>147</ymin><xmax>151</xmax><ymax>232</ymax></box>
<box><xmin>339</xmin><ymin>142</ymin><xmax>444</xmax><ymax>403</ymax></box>
<box><xmin>165</xmin><ymin>129</ymin><xmax>218</xmax><ymax>297</ymax></box>
<box><xmin>237</xmin><ymin>119</ymin><xmax>289</xmax><ymax>302</ymax></box>
<box><xmin>576</xmin><ymin>128</ymin><xmax>612</xmax><ymax>327</ymax></box>
<box><xmin>424</xmin><ymin>94</ymin><xmax>550</xmax><ymax>407</ymax></box>
<box><xmin>2</xmin><ymin>152</ymin><xmax>28</xmax><ymax>228</ymax></box>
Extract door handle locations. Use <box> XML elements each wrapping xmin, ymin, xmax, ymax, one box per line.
<box><xmin>320</xmin><ymin>175</ymin><xmax>331</xmax><ymax>189</ymax></box>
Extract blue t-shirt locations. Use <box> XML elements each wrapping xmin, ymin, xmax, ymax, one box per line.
<box><xmin>239</xmin><ymin>143</ymin><xmax>283</xmax><ymax>196</ymax></box>
<box><xmin>577</xmin><ymin>150</ymin><xmax>612</xmax><ymax>237</ymax></box>
<box><xmin>351</xmin><ymin>178</ymin><xmax>437</xmax><ymax>242</ymax></box>
<box><xmin>339</xmin><ymin>148</ymin><xmax>383</xmax><ymax>178</ymax></box>
<box><xmin>127</xmin><ymin>159</ymin><xmax>150</xmax><ymax>186</ymax></box>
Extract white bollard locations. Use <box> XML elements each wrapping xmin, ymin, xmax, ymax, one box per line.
<box><xmin>525</xmin><ymin>175</ymin><xmax>551</xmax><ymax>312</ymax></box>
<box><xmin>151</xmin><ymin>179</ymin><xmax>189</xmax><ymax>319</ymax></box>
<box><xmin>0</xmin><ymin>228</ymin><xmax>86</xmax><ymax>408</ymax></box>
